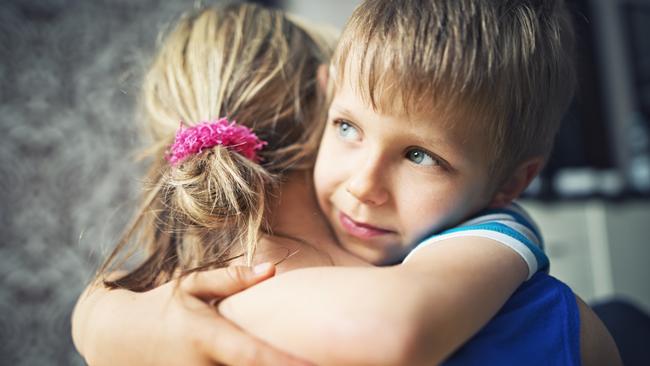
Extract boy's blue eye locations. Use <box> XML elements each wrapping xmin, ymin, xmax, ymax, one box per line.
<box><xmin>336</xmin><ymin>121</ymin><xmax>360</xmax><ymax>140</ymax></box>
<box><xmin>406</xmin><ymin>148</ymin><xmax>439</xmax><ymax>166</ymax></box>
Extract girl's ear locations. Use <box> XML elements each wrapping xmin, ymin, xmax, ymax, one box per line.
<box><xmin>489</xmin><ymin>157</ymin><xmax>545</xmax><ymax>208</ymax></box>
<box><xmin>317</xmin><ymin>64</ymin><xmax>329</xmax><ymax>94</ymax></box>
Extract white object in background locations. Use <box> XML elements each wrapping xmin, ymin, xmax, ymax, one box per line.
<box><xmin>520</xmin><ymin>200</ymin><xmax>650</xmax><ymax>314</ymax></box>
<box><xmin>284</xmin><ymin>0</ymin><xmax>361</xmax><ymax>29</ymax></box>
<box><xmin>585</xmin><ymin>200</ymin><xmax>614</xmax><ymax>298</ymax></box>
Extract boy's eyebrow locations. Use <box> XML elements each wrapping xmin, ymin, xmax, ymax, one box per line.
<box><xmin>410</xmin><ymin>134</ymin><xmax>451</xmax><ymax>149</ymax></box>
<box><xmin>328</xmin><ymin>105</ymin><xmax>355</xmax><ymax>118</ymax></box>
<box><xmin>330</xmin><ymin>105</ymin><xmax>457</xmax><ymax>150</ymax></box>
<box><xmin>408</xmin><ymin>133</ymin><xmax>463</xmax><ymax>161</ymax></box>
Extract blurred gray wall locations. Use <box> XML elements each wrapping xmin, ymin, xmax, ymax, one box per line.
<box><xmin>284</xmin><ymin>0</ymin><xmax>359</xmax><ymax>29</ymax></box>
<box><xmin>0</xmin><ymin>1</ymin><xmax>208</xmax><ymax>364</ymax></box>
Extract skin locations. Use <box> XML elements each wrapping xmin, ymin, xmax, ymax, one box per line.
<box><xmin>228</xmin><ymin>171</ymin><xmax>372</xmax><ymax>271</ymax></box>
<box><xmin>71</xmin><ymin>264</ymin><xmax>312</xmax><ymax>366</ymax></box>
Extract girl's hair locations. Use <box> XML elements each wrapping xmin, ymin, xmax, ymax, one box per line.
<box><xmin>98</xmin><ymin>3</ymin><xmax>334</xmax><ymax>291</ymax></box>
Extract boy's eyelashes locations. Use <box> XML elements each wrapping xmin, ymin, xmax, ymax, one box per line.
<box><xmin>405</xmin><ymin>148</ymin><xmax>440</xmax><ymax>167</ymax></box>
<box><xmin>404</xmin><ymin>147</ymin><xmax>452</xmax><ymax>172</ymax></box>
<box><xmin>333</xmin><ymin>119</ymin><xmax>361</xmax><ymax>141</ymax></box>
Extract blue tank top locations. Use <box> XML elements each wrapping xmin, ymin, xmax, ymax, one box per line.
<box><xmin>442</xmin><ymin>272</ymin><xmax>581</xmax><ymax>366</ymax></box>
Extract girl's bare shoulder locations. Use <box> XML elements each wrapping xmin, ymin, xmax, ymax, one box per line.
<box><xmin>576</xmin><ymin>296</ymin><xmax>622</xmax><ymax>366</ymax></box>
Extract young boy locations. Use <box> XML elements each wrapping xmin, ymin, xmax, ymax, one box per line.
<box><xmin>307</xmin><ymin>0</ymin><xmax>571</xmax><ymax>270</ymax></box>
<box><xmin>73</xmin><ymin>1</ymin><xmax>620</xmax><ymax>365</ymax></box>
<box><xmin>219</xmin><ymin>0</ymin><xmax>618</xmax><ymax>364</ymax></box>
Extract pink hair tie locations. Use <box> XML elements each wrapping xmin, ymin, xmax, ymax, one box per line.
<box><xmin>166</xmin><ymin>118</ymin><xmax>267</xmax><ymax>166</ymax></box>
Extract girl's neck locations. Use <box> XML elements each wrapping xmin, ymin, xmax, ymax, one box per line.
<box><xmin>268</xmin><ymin>170</ymin><xmax>369</xmax><ymax>267</ymax></box>
<box><xmin>270</xmin><ymin>170</ymin><xmax>326</xmax><ymax>236</ymax></box>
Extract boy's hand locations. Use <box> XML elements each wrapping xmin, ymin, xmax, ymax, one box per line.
<box><xmin>73</xmin><ymin>263</ymin><xmax>311</xmax><ymax>366</ymax></box>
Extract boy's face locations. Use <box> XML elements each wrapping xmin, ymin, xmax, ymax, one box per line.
<box><xmin>313</xmin><ymin>80</ymin><xmax>497</xmax><ymax>264</ymax></box>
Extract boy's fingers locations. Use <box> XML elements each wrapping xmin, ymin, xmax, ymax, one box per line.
<box><xmin>181</xmin><ymin>263</ymin><xmax>276</xmax><ymax>299</ymax></box>
<box><xmin>199</xmin><ymin>316</ymin><xmax>312</xmax><ymax>366</ymax></box>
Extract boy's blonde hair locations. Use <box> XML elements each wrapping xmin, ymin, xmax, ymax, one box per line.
<box><xmin>332</xmin><ymin>0</ymin><xmax>576</xmax><ymax>183</ymax></box>
<box><xmin>100</xmin><ymin>3</ymin><xmax>334</xmax><ymax>291</ymax></box>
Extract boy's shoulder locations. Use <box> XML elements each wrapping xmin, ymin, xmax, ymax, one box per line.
<box><xmin>446</xmin><ymin>202</ymin><xmax>542</xmax><ymax>244</ymax></box>
<box><xmin>405</xmin><ymin>202</ymin><xmax>549</xmax><ymax>279</ymax></box>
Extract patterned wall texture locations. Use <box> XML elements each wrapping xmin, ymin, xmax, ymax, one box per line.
<box><xmin>0</xmin><ymin>1</ymin><xmax>217</xmax><ymax>364</ymax></box>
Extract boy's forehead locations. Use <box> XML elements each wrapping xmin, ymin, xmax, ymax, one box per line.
<box><xmin>332</xmin><ymin>74</ymin><xmax>480</xmax><ymax>133</ymax></box>
<box><xmin>332</xmin><ymin>41</ymin><xmax>470</xmax><ymax>122</ymax></box>
<box><xmin>332</xmin><ymin>61</ymin><xmax>479</xmax><ymax>125</ymax></box>
<box><xmin>333</xmin><ymin>73</ymin><xmax>421</xmax><ymax>118</ymax></box>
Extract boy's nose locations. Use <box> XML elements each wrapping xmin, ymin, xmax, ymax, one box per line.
<box><xmin>345</xmin><ymin>159</ymin><xmax>389</xmax><ymax>206</ymax></box>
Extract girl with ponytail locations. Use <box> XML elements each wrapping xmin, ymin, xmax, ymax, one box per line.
<box><xmin>97</xmin><ymin>3</ymin><xmax>347</xmax><ymax>293</ymax></box>
<box><xmin>73</xmin><ymin>4</ymin><xmax>366</xmax><ymax>365</ymax></box>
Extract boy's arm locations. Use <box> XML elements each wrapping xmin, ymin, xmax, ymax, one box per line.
<box><xmin>219</xmin><ymin>237</ymin><xmax>527</xmax><ymax>365</ymax></box>
<box><xmin>71</xmin><ymin>265</ymin><xmax>311</xmax><ymax>366</ymax></box>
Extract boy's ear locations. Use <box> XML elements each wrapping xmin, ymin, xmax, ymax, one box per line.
<box><xmin>489</xmin><ymin>157</ymin><xmax>545</xmax><ymax>208</ymax></box>
<box><xmin>317</xmin><ymin>64</ymin><xmax>329</xmax><ymax>94</ymax></box>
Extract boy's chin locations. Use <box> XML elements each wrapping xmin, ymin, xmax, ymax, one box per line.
<box><xmin>339</xmin><ymin>239</ymin><xmax>406</xmax><ymax>266</ymax></box>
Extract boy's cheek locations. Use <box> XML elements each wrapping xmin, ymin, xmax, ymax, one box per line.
<box><xmin>313</xmin><ymin>164</ymin><xmax>333</xmax><ymax>212</ymax></box>
<box><xmin>313</xmin><ymin>148</ymin><xmax>342</xmax><ymax>201</ymax></box>
<box><xmin>399</xmin><ymin>189</ymin><xmax>480</xmax><ymax>240</ymax></box>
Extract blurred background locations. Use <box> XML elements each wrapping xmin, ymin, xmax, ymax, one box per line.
<box><xmin>0</xmin><ymin>0</ymin><xmax>648</xmax><ymax>364</ymax></box>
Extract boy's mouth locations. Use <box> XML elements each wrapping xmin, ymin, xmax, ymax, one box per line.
<box><xmin>338</xmin><ymin>212</ymin><xmax>394</xmax><ymax>240</ymax></box>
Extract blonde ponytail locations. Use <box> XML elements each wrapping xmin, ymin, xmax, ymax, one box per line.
<box><xmin>98</xmin><ymin>3</ymin><xmax>334</xmax><ymax>290</ymax></box>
